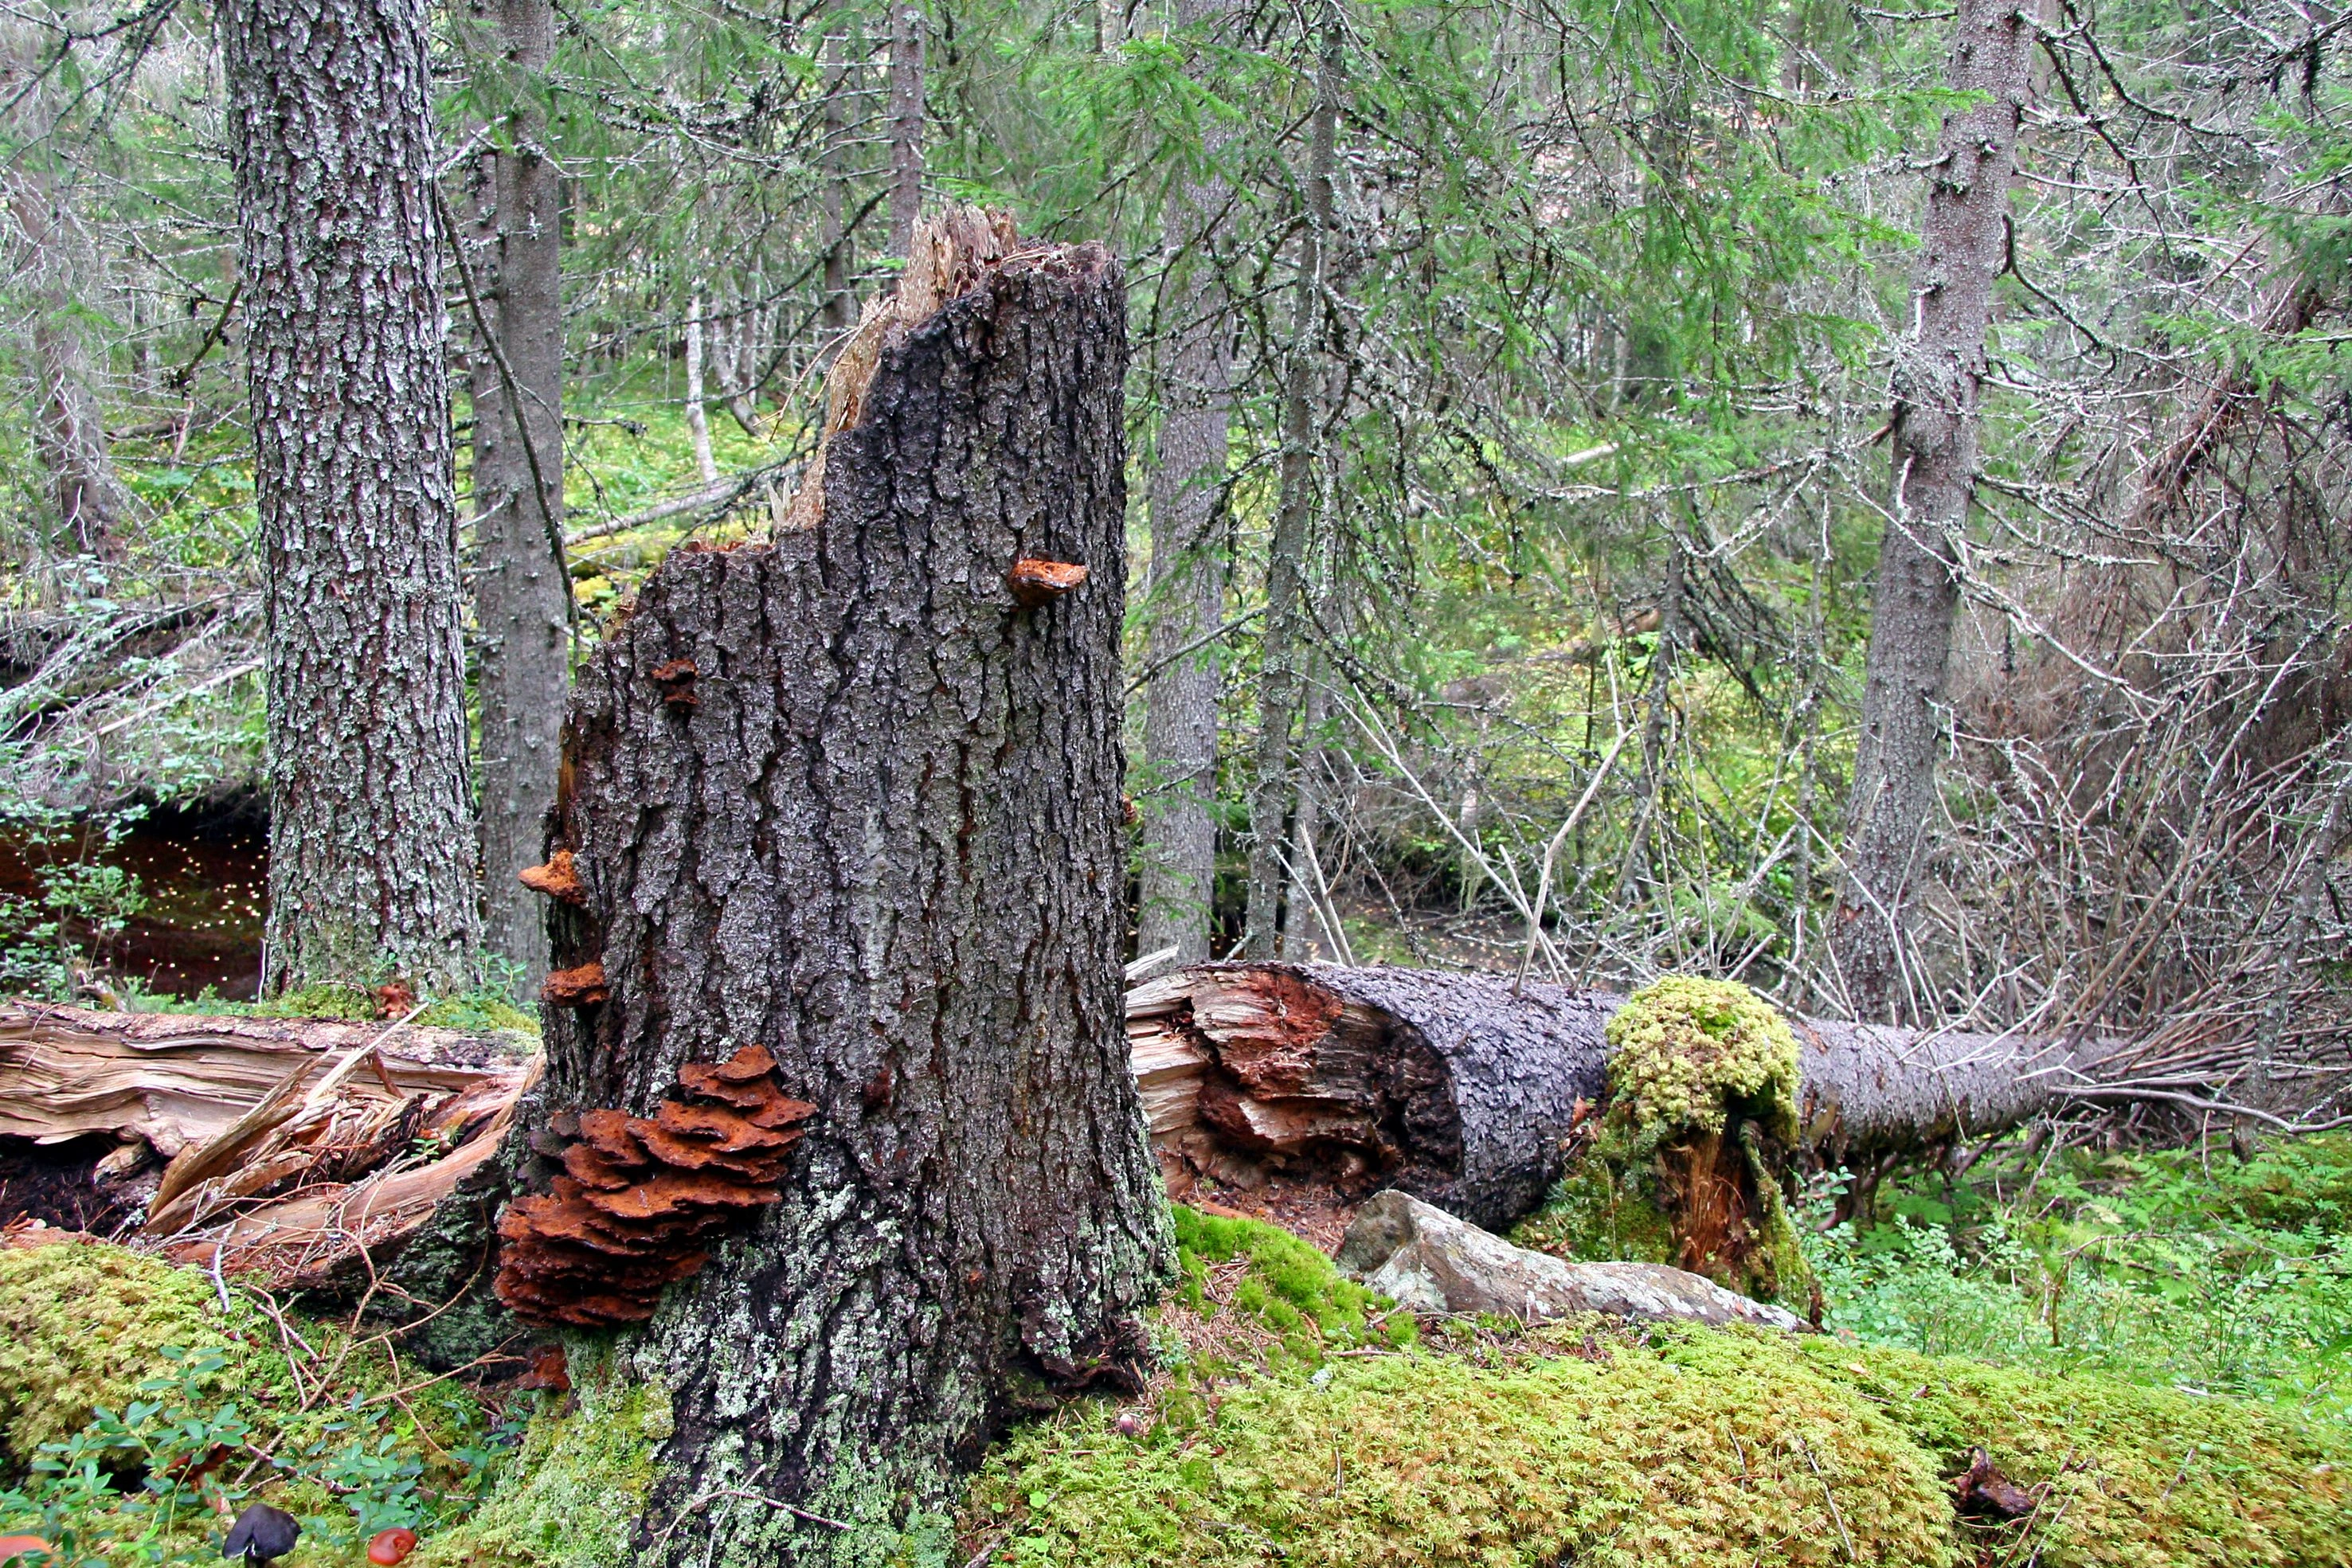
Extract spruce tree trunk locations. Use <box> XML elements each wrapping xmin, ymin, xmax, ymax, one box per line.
<box><xmin>1243</xmin><ymin>0</ymin><xmax>1341</xmax><ymax>958</ymax></box>
<box><xmin>1135</xmin><ymin>0</ymin><xmax>1243</xmax><ymax>965</ymax></box>
<box><xmin>885</xmin><ymin>0</ymin><xmax>925</xmax><ymax>255</ymax></box>
<box><xmin>1833</xmin><ymin>0</ymin><xmax>2030</xmax><ymax>1022</ymax></box>
<box><xmin>221</xmin><ymin>0</ymin><xmax>480</xmax><ymax>993</ymax></box>
<box><xmin>471</xmin><ymin>0</ymin><xmax>570</xmax><ymax>987</ymax></box>
<box><xmin>508</xmin><ymin>235</ymin><xmax>1168</xmax><ymax>1558</ymax></box>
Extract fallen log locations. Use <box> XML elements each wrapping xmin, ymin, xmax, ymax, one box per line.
<box><xmin>0</xmin><ymin>1003</ymin><xmax>530</xmax><ymax>1264</ymax></box>
<box><xmin>1132</xmin><ymin>963</ymin><xmax>2127</xmax><ymax>1310</ymax></box>
<box><xmin>0</xmin><ymin>964</ymin><xmax>2135</xmax><ymax>1316</ymax></box>
<box><xmin>1132</xmin><ymin>964</ymin><xmax>2099</xmax><ymax>1222</ymax></box>
<box><xmin>0</xmin><ymin>1003</ymin><xmax>528</xmax><ymax>1157</ymax></box>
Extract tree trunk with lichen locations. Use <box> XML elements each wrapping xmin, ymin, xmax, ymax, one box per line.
<box><xmin>501</xmin><ymin>231</ymin><xmax>1168</xmax><ymax>1562</ymax></box>
<box><xmin>220</xmin><ymin>0</ymin><xmax>481</xmax><ymax>994</ymax></box>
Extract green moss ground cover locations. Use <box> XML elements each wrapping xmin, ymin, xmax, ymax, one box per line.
<box><xmin>6</xmin><ymin>1132</ymin><xmax>2349</xmax><ymax>1568</ymax></box>
<box><xmin>964</xmin><ymin>1201</ymin><xmax>2352</xmax><ymax>1568</ymax></box>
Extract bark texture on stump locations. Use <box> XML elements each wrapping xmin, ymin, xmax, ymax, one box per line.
<box><xmin>1134</xmin><ymin>964</ymin><xmax>2092</xmax><ymax>1232</ymax></box>
<box><xmin>1833</xmin><ymin>0</ymin><xmax>2031</xmax><ymax>1022</ymax></box>
<box><xmin>520</xmin><ymin>234</ymin><xmax>1168</xmax><ymax>1561</ymax></box>
<box><xmin>220</xmin><ymin>0</ymin><xmax>480</xmax><ymax>991</ymax></box>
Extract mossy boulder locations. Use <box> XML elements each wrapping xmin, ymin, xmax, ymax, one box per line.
<box><xmin>0</xmin><ymin>1240</ymin><xmax>291</xmax><ymax>1468</ymax></box>
<box><xmin>1517</xmin><ymin>976</ymin><xmax>1814</xmax><ymax>1309</ymax></box>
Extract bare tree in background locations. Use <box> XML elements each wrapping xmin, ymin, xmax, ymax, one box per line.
<box><xmin>886</xmin><ymin>0</ymin><xmax>924</xmax><ymax>256</ymax></box>
<box><xmin>1831</xmin><ymin>0</ymin><xmax>2032</xmax><ymax>1022</ymax></box>
<box><xmin>1135</xmin><ymin>0</ymin><xmax>1242</xmax><ymax>964</ymax></box>
<box><xmin>469</xmin><ymin>0</ymin><xmax>569</xmax><ymax>988</ymax></box>
<box><xmin>3</xmin><ymin>36</ymin><xmax>124</xmax><ymax>564</ymax></box>
<box><xmin>1243</xmin><ymin>0</ymin><xmax>1341</xmax><ymax>958</ymax></box>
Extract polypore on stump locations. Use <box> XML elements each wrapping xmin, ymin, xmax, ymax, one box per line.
<box><xmin>494</xmin><ymin>1044</ymin><xmax>815</xmax><ymax>1328</ymax></box>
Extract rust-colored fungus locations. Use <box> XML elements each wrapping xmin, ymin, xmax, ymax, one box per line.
<box><xmin>1005</xmin><ymin>558</ymin><xmax>1089</xmax><ymax>607</ymax></box>
<box><xmin>518</xmin><ymin>848</ymin><xmax>588</xmax><ymax>905</ymax></box>
<box><xmin>493</xmin><ymin>1044</ymin><xmax>817</xmax><ymax>1327</ymax></box>
<box><xmin>540</xmin><ymin>961</ymin><xmax>609</xmax><ymax>1007</ymax></box>
<box><xmin>648</xmin><ymin>657</ymin><xmax>699</xmax><ymax>710</ymax></box>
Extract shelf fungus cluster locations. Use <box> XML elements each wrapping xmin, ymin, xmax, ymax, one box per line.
<box><xmin>493</xmin><ymin>1044</ymin><xmax>817</xmax><ymax>1327</ymax></box>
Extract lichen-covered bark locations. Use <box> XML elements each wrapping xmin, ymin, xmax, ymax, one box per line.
<box><xmin>529</xmin><ymin>242</ymin><xmax>1168</xmax><ymax>1563</ymax></box>
<box><xmin>220</xmin><ymin>0</ymin><xmax>479</xmax><ymax>991</ymax></box>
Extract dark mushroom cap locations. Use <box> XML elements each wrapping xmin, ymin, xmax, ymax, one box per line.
<box><xmin>223</xmin><ymin>1503</ymin><xmax>299</xmax><ymax>1565</ymax></box>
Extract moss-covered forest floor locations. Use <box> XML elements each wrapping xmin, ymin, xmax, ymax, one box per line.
<box><xmin>3</xmin><ymin>1130</ymin><xmax>2348</xmax><ymax>1568</ymax></box>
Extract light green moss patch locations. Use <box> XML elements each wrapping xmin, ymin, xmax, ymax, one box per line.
<box><xmin>968</xmin><ymin>1325</ymin><xmax>1954</xmax><ymax>1566</ymax></box>
<box><xmin>1807</xmin><ymin>1340</ymin><xmax>2352</xmax><ymax>1568</ymax></box>
<box><xmin>1602</xmin><ymin>974</ymin><xmax>1799</xmax><ymax>1152</ymax></box>
<box><xmin>0</xmin><ymin>1240</ymin><xmax>290</xmax><ymax>1467</ymax></box>
<box><xmin>410</xmin><ymin>1349</ymin><xmax>671</xmax><ymax>1568</ymax></box>
<box><xmin>966</xmin><ymin>1311</ymin><xmax>2352</xmax><ymax>1568</ymax></box>
<box><xmin>1169</xmin><ymin>1204</ymin><xmax>1415</xmax><ymax>1364</ymax></box>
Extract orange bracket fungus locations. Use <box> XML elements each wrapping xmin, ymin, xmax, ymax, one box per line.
<box><xmin>539</xmin><ymin>961</ymin><xmax>609</xmax><ymax>1008</ymax></box>
<box><xmin>494</xmin><ymin>1044</ymin><xmax>817</xmax><ymax>1328</ymax></box>
<box><xmin>518</xmin><ymin>848</ymin><xmax>588</xmax><ymax>905</ymax></box>
<box><xmin>1004</xmin><ymin>557</ymin><xmax>1088</xmax><ymax>607</ymax></box>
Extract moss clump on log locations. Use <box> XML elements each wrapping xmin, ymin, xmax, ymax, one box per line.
<box><xmin>1516</xmin><ymin>976</ymin><xmax>1815</xmax><ymax>1310</ymax></box>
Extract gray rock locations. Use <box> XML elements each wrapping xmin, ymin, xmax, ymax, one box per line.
<box><xmin>1336</xmin><ymin>1190</ymin><xmax>1805</xmax><ymax>1332</ymax></box>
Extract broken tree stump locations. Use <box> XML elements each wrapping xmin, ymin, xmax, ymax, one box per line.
<box><xmin>512</xmin><ymin>212</ymin><xmax>1167</xmax><ymax>1562</ymax></box>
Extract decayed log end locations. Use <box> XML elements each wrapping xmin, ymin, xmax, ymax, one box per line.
<box><xmin>1004</xmin><ymin>557</ymin><xmax>1090</xmax><ymax>607</ymax></box>
<box><xmin>539</xmin><ymin>961</ymin><xmax>609</xmax><ymax>1007</ymax></box>
<box><xmin>518</xmin><ymin>848</ymin><xmax>587</xmax><ymax>906</ymax></box>
<box><xmin>494</xmin><ymin>1045</ymin><xmax>816</xmax><ymax>1328</ymax></box>
<box><xmin>1129</xmin><ymin>963</ymin><xmax>1606</xmax><ymax>1230</ymax></box>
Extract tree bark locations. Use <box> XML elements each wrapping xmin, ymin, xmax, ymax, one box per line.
<box><xmin>470</xmin><ymin>0</ymin><xmax>570</xmax><ymax>988</ymax></box>
<box><xmin>1243</xmin><ymin>0</ymin><xmax>1341</xmax><ymax>958</ymax></box>
<box><xmin>509</xmin><ymin>233</ymin><xmax>1168</xmax><ymax>1555</ymax></box>
<box><xmin>1832</xmin><ymin>0</ymin><xmax>2030</xmax><ymax>1023</ymax></box>
<box><xmin>1135</xmin><ymin>0</ymin><xmax>1242</xmax><ymax>965</ymax></box>
<box><xmin>886</xmin><ymin>0</ymin><xmax>926</xmax><ymax>256</ymax></box>
<box><xmin>1132</xmin><ymin>963</ymin><xmax>2096</xmax><ymax>1231</ymax></box>
<box><xmin>221</xmin><ymin>0</ymin><xmax>481</xmax><ymax>993</ymax></box>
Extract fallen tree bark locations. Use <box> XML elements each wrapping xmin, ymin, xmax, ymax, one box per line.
<box><xmin>1131</xmin><ymin>963</ymin><xmax>2100</xmax><ymax>1230</ymax></box>
<box><xmin>0</xmin><ymin>963</ymin><xmax>2202</xmax><ymax>1316</ymax></box>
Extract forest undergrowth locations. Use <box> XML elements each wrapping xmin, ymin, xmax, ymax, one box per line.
<box><xmin>6</xmin><ymin>1136</ymin><xmax>2347</xmax><ymax>1568</ymax></box>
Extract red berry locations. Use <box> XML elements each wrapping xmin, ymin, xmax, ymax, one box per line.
<box><xmin>367</xmin><ymin>1529</ymin><xmax>418</xmax><ymax>1566</ymax></box>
